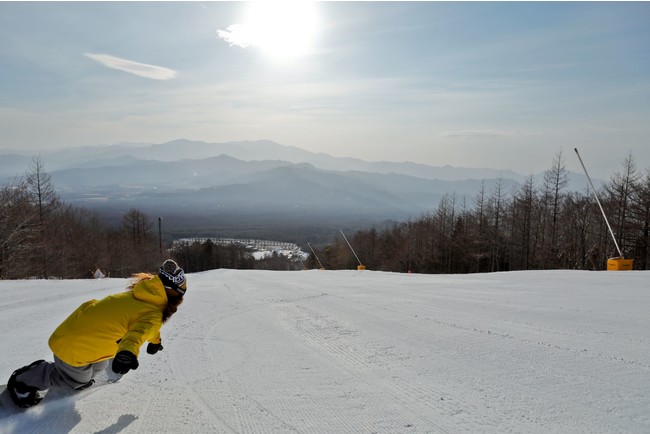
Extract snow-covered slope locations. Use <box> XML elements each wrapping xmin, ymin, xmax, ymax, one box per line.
<box><xmin>1</xmin><ymin>269</ymin><xmax>648</xmax><ymax>433</ymax></box>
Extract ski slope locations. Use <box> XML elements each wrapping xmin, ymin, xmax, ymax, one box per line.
<box><xmin>0</xmin><ymin>269</ymin><xmax>649</xmax><ymax>433</ymax></box>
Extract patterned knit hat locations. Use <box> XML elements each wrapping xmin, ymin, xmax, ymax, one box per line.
<box><xmin>158</xmin><ymin>259</ymin><xmax>187</xmax><ymax>296</ymax></box>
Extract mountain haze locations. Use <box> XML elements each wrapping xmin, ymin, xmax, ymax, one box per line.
<box><xmin>2</xmin><ymin>139</ymin><xmax>530</xmax><ymax>181</ymax></box>
<box><xmin>0</xmin><ymin>139</ymin><xmax>594</xmax><ymax>242</ymax></box>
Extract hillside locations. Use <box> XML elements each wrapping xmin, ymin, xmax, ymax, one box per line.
<box><xmin>0</xmin><ymin>140</ymin><xmax>595</xmax><ymax>242</ymax></box>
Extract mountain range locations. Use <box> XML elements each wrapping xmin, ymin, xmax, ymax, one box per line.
<box><xmin>0</xmin><ymin>139</ymin><xmax>595</xmax><ymax>242</ymax></box>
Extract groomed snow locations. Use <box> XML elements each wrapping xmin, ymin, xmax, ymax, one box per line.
<box><xmin>1</xmin><ymin>269</ymin><xmax>649</xmax><ymax>433</ymax></box>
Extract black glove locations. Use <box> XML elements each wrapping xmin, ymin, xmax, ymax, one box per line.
<box><xmin>147</xmin><ymin>342</ymin><xmax>163</xmax><ymax>355</ymax></box>
<box><xmin>111</xmin><ymin>351</ymin><xmax>139</xmax><ymax>375</ymax></box>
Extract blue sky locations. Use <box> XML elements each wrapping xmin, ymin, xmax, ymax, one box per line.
<box><xmin>0</xmin><ymin>1</ymin><xmax>648</xmax><ymax>178</ymax></box>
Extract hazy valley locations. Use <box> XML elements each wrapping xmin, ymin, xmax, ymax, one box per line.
<box><xmin>0</xmin><ymin>139</ymin><xmax>593</xmax><ymax>246</ymax></box>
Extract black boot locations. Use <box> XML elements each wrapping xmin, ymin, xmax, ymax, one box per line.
<box><xmin>7</xmin><ymin>360</ymin><xmax>46</xmax><ymax>408</ymax></box>
<box><xmin>75</xmin><ymin>379</ymin><xmax>94</xmax><ymax>391</ymax></box>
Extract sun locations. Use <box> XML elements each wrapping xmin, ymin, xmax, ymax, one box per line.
<box><xmin>243</xmin><ymin>1</ymin><xmax>319</xmax><ymax>59</ymax></box>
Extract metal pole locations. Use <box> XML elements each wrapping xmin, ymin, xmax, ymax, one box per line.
<box><xmin>574</xmin><ymin>148</ymin><xmax>623</xmax><ymax>257</ymax></box>
<box><xmin>307</xmin><ymin>242</ymin><xmax>325</xmax><ymax>269</ymax></box>
<box><xmin>158</xmin><ymin>217</ymin><xmax>163</xmax><ymax>255</ymax></box>
<box><xmin>339</xmin><ymin>228</ymin><xmax>362</xmax><ymax>266</ymax></box>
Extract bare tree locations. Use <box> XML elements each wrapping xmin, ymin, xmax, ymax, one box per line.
<box><xmin>472</xmin><ymin>181</ymin><xmax>490</xmax><ymax>272</ymax></box>
<box><xmin>47</xmin><ymin>205</ymin><xmax>111</xmax><ymax>278</ymax></box>
<box><xmin>110</xmin><ymin>208</ymin><xmax>160</xmax><ymax>275</ymax></box>
<box><xmin>24</xmin><ymin>156</ymin><xmax>60</xmax><ymax>278</ymax></box>
<box><xmin>603</xmin><ymin>153</ymin><xmax>640</xmax><ymax>258</ymax></box>
<box><xmin>487</xmin><ymin>178</ymin><xmax>508</xmax><ymax>272</ymax></box>
<box><xmin>0</xmin><ymin>180</ymin><xmax>39</xmax><ymax>278</ymax></box>
<box><xmin>510</xmin><ymin>175</ymin><xmax>536</xmax><ymax>270</ymax></box>
<box><xmin>542</xmin><ymin>151</ymin><xmax>569</xmax><ymax>268</ymax></box>
<box><xmin>628</xmin><ymin>166</ymin><xmax>650</xmax><ymax>269</ymax></box>
<box><xmin>122</xmin><ymin>208</ymin><xmax>153</xmax><ymax>246</ymax></box>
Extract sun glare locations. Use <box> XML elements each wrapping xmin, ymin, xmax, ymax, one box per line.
<box><xmin>244</xmin><ymin>1</ymin><xmax>319</xmax><ymax>59</ymax></box>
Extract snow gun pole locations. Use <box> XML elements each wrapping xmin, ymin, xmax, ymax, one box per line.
<box><xmin>158</xmin><ymin>217</ymin><xmax>163</xmax><ymax>255</ymax></box>
<box><xmin>339</xmin><ymin>228</ymin><xmax>365</xmax><ymax>270</ymax></box>
<box><xmin>574</xmin><ymin>147</ymin><xmax>623</xmax><ymax>258</ymax></box>
<box><xmin>307</xmin><ymin>242</ymin><xmax>325</xmax><ymax>270</ymax></box>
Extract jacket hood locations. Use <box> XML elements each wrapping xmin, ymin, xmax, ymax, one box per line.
<box><xmin>132</xmin><ymin>276</ymin><xmax>168</xmax><ymax>307</ymax></box>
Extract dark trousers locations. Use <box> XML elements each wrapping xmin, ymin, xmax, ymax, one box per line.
<box><xmin>16</xmin><ymin>355</ymin><xmax>110</xmax><ymax>391</ymax></box>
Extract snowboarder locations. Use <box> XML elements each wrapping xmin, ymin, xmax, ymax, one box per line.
<box><xmin>6</xmin><ymin>259</ymin><xmax>187</xmax><ymax>408</ymax></box>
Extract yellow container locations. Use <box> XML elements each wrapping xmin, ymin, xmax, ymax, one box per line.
<box><xmin>357</xmin><ymin>265</ymin><xmax>366</xmax><ymax>270</ymax></box>
<box><xmin>607</xmin><ymin>257</ymin><xmax>634</xmax><ymax>271</ymax></box>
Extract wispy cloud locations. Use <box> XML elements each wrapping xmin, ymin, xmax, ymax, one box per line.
<box><xmin>217</xmin><ymin>24</ymin><xmax>257</xmax><ymax>49</ymax></box>
<box><xmin>84</xmin><ymin>53</ymin><xmax>177</xmax><ymax>80</ymax></box>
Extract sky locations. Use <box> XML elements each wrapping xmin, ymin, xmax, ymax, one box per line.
<box><xmin>0</xmin><ymin>1</ymin><xmax>648</xmax><ymax>179</ymax></box>
<box><xmin>1</xmin><ymin>269</ymin><xmax>649</xmax><ymax>433</ymax></box>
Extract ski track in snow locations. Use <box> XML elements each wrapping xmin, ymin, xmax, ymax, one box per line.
<box><xmin>0</xmin><ymin>269</ymin><xmax>649</xmax><ymax>433</ymax></box>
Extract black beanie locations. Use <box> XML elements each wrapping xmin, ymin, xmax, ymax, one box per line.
<box><xmin>158</xmin><ymin>259</ymin><xmax>187</xmax><ymax>296</ymax></box>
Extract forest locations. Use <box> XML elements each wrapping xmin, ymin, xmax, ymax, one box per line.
<box><xmin>1</xmin><ymin>150</ymin><xmax>648</xmax><ymax>279</ymax></box>
<box><xmin>312</xmin><ymin>151</ymin><xmax>650</xmax><ymax>273</ymax></box>
<box><xmin>0</xmin><ymin>156</ymin><xmax>306</xmax><ymax>278</ymax></box>
<box><xmin>0</xmin><ymin>156</ymin><xmax>163</xmax><ymax>279</ymax></box>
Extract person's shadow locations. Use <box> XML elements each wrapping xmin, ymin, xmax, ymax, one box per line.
<box><xmin>93</xmin><ymin>414</ymin><xmax>138</xmax><ymax>434</ymax></box>
<box><xmin>2</xmin><ymin>395</ymin><xmax>137</xmax><ymax>434</ymax></box>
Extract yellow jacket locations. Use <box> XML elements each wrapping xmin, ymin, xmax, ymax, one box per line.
<box><xmin>49</xmin><ymin>275</ymin><xmax>167</xmax><ymax>367</ymax></box>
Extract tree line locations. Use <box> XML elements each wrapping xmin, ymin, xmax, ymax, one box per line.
<box><xmin>0</xmin><ymin>156</ymin><xmax>306</xmax><ymax>279</ymax></box>
<box><xmin>4</xmin><ymin>151</ymin><xmax>648</xmax><ymax>278</ymax></box>
<box><xmin>311</xmin><ymin>151</ymin><xmax>650</xmax><ymax>273</ymax></box>
<box><xmin>0</xmin><ymin>156</ymin><xmax>167</xmax><ymax>279</ymax></box>
<box><xmin>170</xmin><ymin>239</ymin><xmax>304</xmax><ymax>272</ymax></box>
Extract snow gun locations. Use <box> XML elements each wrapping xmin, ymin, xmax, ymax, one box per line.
<box><xmin>574</xmin><ymin>148</ymin><xmax>633</xmax><ymax>271</ymax></box>
<box><xmin>339</xmin><ymin>228</ymin><xmax>366</xmax><ymax>271</ymax></box>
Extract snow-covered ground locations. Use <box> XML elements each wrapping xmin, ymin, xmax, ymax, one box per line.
<box><xmin>1</xmin><ymin>269</ymin><xmax>649</xmax><ymax>433</ymax></box>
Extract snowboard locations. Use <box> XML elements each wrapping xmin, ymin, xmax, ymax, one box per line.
<box><xmin>0</xmin><ymin>383</ymin><xmax>98</xmax><ymax>433</ymax></box>
<box><xmin>0</xmin><ymin>370</ymin><xmax>119</xmax><ymax>421</ymax></box>
<box><xmin>0</xmin><ymin>383</ymin><xmax>96</xmax><ymax>420</ymax></box>
<box><xmin>0</xmin><ymin>384</ymin><xmax>27</xmax><ymax>418</ymax></box>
